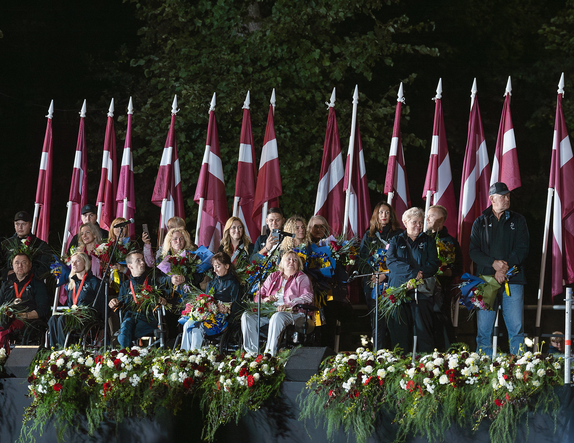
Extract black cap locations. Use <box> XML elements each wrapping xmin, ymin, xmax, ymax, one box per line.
<box><xmin>489</xmin><ymin>182</ymin><xmax>510</xmax><ymax>196</ymax></box>
<box><xmin>14</xmin><ymin>211</ymin><xmax>32</xmax><ymax>222</ymax></box>
<box><xmin>81</xmin><ymin>204</ymin><xmax>98</xmax><ymax>215</ymax></box>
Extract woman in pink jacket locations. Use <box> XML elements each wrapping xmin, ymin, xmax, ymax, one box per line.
<box><xmin>241</xmin><ymin>250</ymin><xmax>313</xmax><ymax>356</ymax></box>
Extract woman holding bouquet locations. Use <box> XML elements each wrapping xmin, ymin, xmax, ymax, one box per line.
<box><xmin>143</xmin><ymin>216</ymin><xmax>186</xmax><ymax>267</ymax></box>
<box><xmin>386</xmin><ymin>207</ymin><xmax>440</xmax><ymax>353</ymax></box>
<box><xmin>241</xmin><ymin>250</ymin><xmax>313</xmax><ymax>356</ymax></box>
<box><xmin>219</xmin><ymin>217</ymin><xmax>253</xmax><ymax>265</ymax></box>
<box><xmin>77</xmin><ymin>223</ymin><xmax>103</xmax><ymax>277</ymax></box>
<box><xmin>181</xmin><ymin>252</ymin><xmax>241</xmax><ymax>350</ymax></box>
<box><xmin>47</xmin><ymin>252</ymin><xmax>104</xmax><ymax>348</ymax></box>
<box><xmin>99</xmin><ymin>216</ymin><xmax>134</xmax><ymax>276</ymax></box>
<box><xmin>159</xmin><ymin>228</ymin><xmax>207</xmax><ymax>290</ymax></box>
<box><xmin>359</xmin><ymin>202</ymin><xmax>403</xmax><ymax>350</ymax></box>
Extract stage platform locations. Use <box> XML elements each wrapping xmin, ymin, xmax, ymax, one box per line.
<box><xmin>2</xmin><ymin>376</ymin><xmax>574</xmax><ymax>443</ymax></box>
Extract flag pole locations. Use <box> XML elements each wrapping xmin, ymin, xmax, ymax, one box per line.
<box><xmin>423</xmin><ymin>80</ymin><xmax>442</xmax><ymax>231</ymax></box>
<box><xmin>260</xmin><ymin>90</ymin><xmax>275</xmax><ymax>233</ymax></box>
<box><xmin>233</xmin><ymin>91</ymin><xmax>252</xmax><ymax>217</ymax></box>
<box><xmin>123</xmin><ymin>97</ymin><xmax>134</xmax><ymax>219</ymax></box>
<box><xmin>32</xmin><ymin>100</ymin><xmax>54</xmax><ymax>235</ymax></box>
<box><xmin>97</xmin><ymin>98</ymin><xmax>115</xmax><ymax>224</ymax></box>
<box><xmin>343</xmin><ymin>85</ymin><xmax>359</xmax><ymax>237</ymax></box>
<box><xmin>387</xmin><ymin>83</ymin><xmax>404</xmax><ymax>207</ymax></box>
<box><xmin>195</xmin><ymin>93</ymin><xmax>216</xmax><ymax>245</ymax></box>
<box><xmin>535</xmin><ymin>73</ymin><xmax>565</xmax><ymax>344</ymax></box>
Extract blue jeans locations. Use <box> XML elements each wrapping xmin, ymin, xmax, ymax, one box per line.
<box><xmin>476</xmin><ymin>284</ymin><xmax>524</xmax><ymax>355</ymax></box>
<box><xmin>117</xmin><ymin>315</ymin><xmax>156</xmax><ymax>348</ymax></box>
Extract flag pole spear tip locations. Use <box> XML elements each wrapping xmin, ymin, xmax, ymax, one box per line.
<box><xmin>80</xmin><ymin>99</ymin><xmax>87</xmax><ymax>118</ymax></box>
<box><xmin>558</xmin><ymin>73</ymin><xmax>565</xmax><ymax>95</ymax></box>
<box><xmin>47</xmin><ymin>100</ymin><xmax>54</xmax><ymax>119</ymax></box>
<box><xmin>471</xmin><ymin>78</ymin><xmax>478</xmax><ymax>97</ymax></box>
<box><xmin>209</xmin><ymin>92</ymin><xmax>216</xmax><ymax>112</ymax></box>
<box><xmin>243</xmin><ymin>91</ymin><xmax>250</xmax><ymax>110</ymax></box>
<box><xmin>270</xmin><ymin>88</ymin><xmax>276</xmax><ymax>106</ymax></box>
<box><xmin>397</xmin><ymin>82</ymin><xmax>404</xmax><ymax>103</ymax></box>
<box><xmin>171</xmin><ymin>94</ymin><xmax>179</xmax><ymax>115</ymax></box>
<box><xmin>328</xmin><ymin>87</ymin><xmax>336</xmax><ymax>107</ymax></box>
<box><xmin>435</xmin><ymin>78</ymin><xmax>443</xmax><ymax>100</ymax></box>
<box><xmin>353</xmin><ymin>85</ymin><xmax>359</xmax><ymax>103</ymax></box>
<box><xmin>505</xmin><ymin>76</ymin><xmax>512</xmax><ymax>96</ymax></box>
<box><xmin>108</xmin><ymin>98</ymin><xmax>115</xmax><ymax>117</ymax></box>
<box><xmin>127</xmin><ymin>97</ymin><xmax>134</xmax><ymax>115</ymax></box>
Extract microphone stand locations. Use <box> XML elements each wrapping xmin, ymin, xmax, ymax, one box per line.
<box><xmin>256</xmin><ymin>232</ymin><xmax>286</xmax><ymax>353</ymax></box>
<box><xmin>349</xmin><ymin>270</ymin><xmax>385</xmax><ymax>350</ymax></box>
<box><xmin>93</xmin><ymin>229</ymin><xmax>124</xmax><ymax>353</ymax></box>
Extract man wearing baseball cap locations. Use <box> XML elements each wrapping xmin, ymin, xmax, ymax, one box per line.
<box><xmin>469</xmin><ymin>182</ymin><xmax>529</xmax><ymax>355</ymax></box>
<box><xmin>67</xmin><ymin>204</ymin><xmax>108</xmax><ymax>252</ymax></box>
<box><xmin>0</xmin><ymin>211</ymin><xmax>52</xmax><ymax>282</ymax></box>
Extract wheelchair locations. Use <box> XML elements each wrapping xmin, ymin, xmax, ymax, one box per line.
<box><xmin>173</xmin><ymin>318</ymin><xmax>243</xmax><ymax>355</ymax></box>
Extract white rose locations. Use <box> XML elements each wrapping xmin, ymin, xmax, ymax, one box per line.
<box><xmin>56</xmin><ymin>358</ymin><xmax>65</xmax><ymax>368</ymax></box>
<box><xmin>85</xmin><ymin>357</ymin><xmax>94</xmax><ymax>367</ymax></box>
<box><xmin>439</xmin><ymin>375</ymin><xmax>449</xmax><ymax>385</ymax></box>
<box><xmin>537</xmin><ymin>369</ymin><xmax>545</xmax><ymax>377</ymax></box>
<box><xmin>253</xmin><ymin>373</ymin><xmax>260</xmax><ymax>381</ymax></box>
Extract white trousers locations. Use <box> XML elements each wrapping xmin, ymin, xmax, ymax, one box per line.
<box><xmin>241</xmin><ymin>311</ymin><xmax>305</xmax><ymax>356</ymax></box>
<box><xmin>181</xmin><ymin>320</ymin><xmax>204</xmax><ymax>351</ymax></box>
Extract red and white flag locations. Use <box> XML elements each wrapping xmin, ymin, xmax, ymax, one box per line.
<box><xmin>491</xmin><ymin>77</ymin><xmax>521</xmax><ymax>191</ymax></box>
<box><xmin>343</xmin><ymin>87</ymin><xmax>371</xmax><ymax>239</ymax></box>
<box><xmin>550</xmin><ymin>76</ymin><xmax>574</xmax><ymax>298</ymax></box>
<box><xmin>116</xmin><ymin>97</ymin><xmax>136</xmax><ymax>238</ymax></box>
<box><xmin>233</xmin><ymin>91</ymin><xmax>259</xmax><ymax>243</ymax></box>
<box><xmin>384</xmin><ymin>83</ymin><xmax>410</xmax><ymax>223</ymax></box>
<box><xmin>65</xmin><ymin>100</ymin><xmax>89</xmax><ymax>248</ymax></box>
<box><xmin>95</xmin><ymin>99</ymin><xmax>117</xmax><ymax>231</ymax></box>
<box><xmin>32</xmin><ymin>101</ymin><xmax>54</xmax><ymax>243</ymax></box>
<box><xmin>458</xmin><ymin>80</ymin><xmax>491</xmax><ymax>271</ymax></box>
<box><xmin>314</xmin><ymin>88</ymin><xmax>345</xmax><ymax>236</ymax></box>
<box><xmin>194</xmin><ymin>93</ymin><xmax>229</xmax><ymax>251</ymax></box>
<box><xmin>151</xmin><ymin>95</ymin><xmax>185</xmax><ymax>239</ymax></box>
<box><xmin>253</xmin><ymin>89</ymin><xmax>282</xmax><ymax>232</ymax></box>
<box><xmin>422</xmin><ymin>79</ymin><xmax>457</xmax><ymax>236</ymax></box>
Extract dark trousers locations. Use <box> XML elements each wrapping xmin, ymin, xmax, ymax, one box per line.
<box><xmin>388</xmin><ymin>295</ymin><xmax>435</xmax><ymax>354</ymax></box>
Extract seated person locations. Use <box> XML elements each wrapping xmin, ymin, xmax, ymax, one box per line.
<box><xmin>108</xmin><ymin>250</ymin><xmax>177</xmax><ymax>348</ymax></box>
<box><xmin>279</xmin><ymin>215</ymin><xmax>310</xmax><ymax>257</ymax></box>
<box><xmin>548</xmin><ymin>331</ymin><xmax>565</xmax><ymax>354</ymax></box>
<box><xmin>0</xmin><ymin>253</ymin><xmax>50</xmax><ymax>353</ymax></box>
<box><xmin>181</xmin><ymin>252</ymin><xmax>241</xmax><ymax>351</ymax></box>
<box><xmin>48</xmin><ymin>252</ymin><xmax>103</xmax><ymax>348</ymax></box>
<box><xmin>241</xmin><ymin>250</ymin><xmax>313</xmax><ymax>356</ymax></box>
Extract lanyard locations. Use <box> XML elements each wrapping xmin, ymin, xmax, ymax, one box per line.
<box><xmin>130</xmin><ymin>276</ymin><xmax>149</xmax><ymax>304</ymax></box>
<box><xmin>14</xmin><ymin>275</ymin><xmax>33</xmax><ymax>300</ymax></box>
<box><xmin>72</xmin><ymin>273</ymin><xmax>88</xmax><ymax>307</ymax></box>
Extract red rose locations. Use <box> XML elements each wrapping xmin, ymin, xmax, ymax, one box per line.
<box><xmin>494</xmin><ymin>398</ymin><xmax>504</xmax><ymax>407</ymax></box>
<box><xmin>183</xmin><ymin>377</ymin><xmax>194</xmax><ymax>390</ymax></box>
<box><xmin>353</xmin><ymin>390</ymin><xmax>360</xmax><ymax>398</ymax></box>
<box><xmin>130</xmin><ymin>349</ymin><xmax>140</xmax><ymax>357</ymax></box>
<box><xmin>53</xmin><ymin>383</ymin><xmax>63</xmax><ymax>392</ymax></box>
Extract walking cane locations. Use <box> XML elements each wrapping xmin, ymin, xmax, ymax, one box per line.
<box><xmin>412</xmin><ymin>286</ymin><xmax>418</xmax><ymax>365</ymax></box>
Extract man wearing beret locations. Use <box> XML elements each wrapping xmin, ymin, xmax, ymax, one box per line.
<box><xmin>469</xmin><ymin>182</ymin><xmax>529</xmax><ymax>355</ymax></box>
<box><xmin>0</xmin><ymin>211</ymin><xmax>52</xmax><ymax>282</ymax></box>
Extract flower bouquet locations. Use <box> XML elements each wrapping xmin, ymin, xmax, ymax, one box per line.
<box><xmin>158</xmin><ymin>249</ymin><xmax>202</xmax><ymax>277</ymax></box>
<box><xmin>243</xmin><ymin>301</ymin><xmax>283</xmax><ymax>318</ymax></box>
<box><xmin>127</xmin><ymin>282</ymin><xmax>165</xmax><ymax>315</ymax></box>
<box><xmin>180</xmin><ymin>291</ymin><xmax>220</xmax><ymax>323</ymax></box>
<box><xmin>93</xmin><ymin>238</ymin><xmax>135</xmax><ymax>265</ymax></box>
<box><xmin>378</xmin><ymin>278</ymin><xmax>424</xmax><ymax>321</ymax></box>
<box><xmin>6</xmin><ymin>236</ymin><xmax>41</xmax><ymax>262</ymax></box>
<box><xmin>0</xmin><ymin>300</ymin><xmax>25</xmax><ymax>329</ymax></box>
<box><xmin>458</xmin><ymin>273</ymin><xmax>501</xmax><ymax>312</ymax></box>
<box><xmin>59</xmin><ymin>305</ymin><xmax>99</xmax><ymax>333</ymax></box>
<box><xmin>245</xmin><ymin>256</ymin><xmax>279</xmax><ymax>296</ymax></box>
<box><xmin>436</xmin><ymin>238</ymin><xmax>456</xmax><ymax>276</ymax></box>
<box><xmin>318</xmin><ymin>234</ymin><xmax>359</xmax><ymax>266</ymax></box>
<box><xmin>50</xmin><ymin>254</ymin><xmax>71</xmax><ymax>287</ymax></box>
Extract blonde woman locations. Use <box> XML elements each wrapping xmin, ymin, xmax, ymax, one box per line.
<box><xmin>279</xmin><ymin>216</ymin><xmax>310</xmax><ymax>254</ymax></box>
<box><xmin>48</xmin><ymin>252</ymin><xmax>103</xmax><ymax>348</ymax></box>
<box><xmin>77</xmin><ymin>223</ymin><xmax>103</xmax><ymax>277</ymax></box>
<box><xmin>158</xmin><ymin>228</ymin><xmax>205</xmax><ymax>289</ymax></box>
<box><xmin>143</xmin><ymin>216</ymin><xmax>186</xmax><ymax>267</ymax></box>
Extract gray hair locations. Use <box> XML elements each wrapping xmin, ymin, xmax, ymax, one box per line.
<box><xmin>402</xmin><ymin>207</ymin><xmax>425</xmax><ymax>226</ymax></box>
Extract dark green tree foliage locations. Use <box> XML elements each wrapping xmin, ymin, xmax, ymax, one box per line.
<box><xmin>123</xmin><ymin>0</ymin><xmax>438</xmax><ymax>228</ymax></box>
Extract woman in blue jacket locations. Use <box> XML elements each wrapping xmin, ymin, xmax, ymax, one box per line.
<box><xmin>386</xmin><ymin>207</ymin><xmax>440</xmax><ymax>353</ymax></box>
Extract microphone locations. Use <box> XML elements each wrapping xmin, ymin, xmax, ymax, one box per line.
<box><xmin>347</xmin><ymin>270</ymin><xmax>359</xmax><ymax>282</ymax></box>
<box><xmin>113</xmin><ymin>218</ymin><xmax>135</xmax><ymax>228</ymax></box>
<box><xmin>273</xmin><ymin>229</ymin><xmax>295</xmax><ymax>238</ymax></box>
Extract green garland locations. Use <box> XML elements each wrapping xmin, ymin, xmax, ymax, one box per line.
<box><xmin>21</xmin><ymin>346</ymin><xmax>288</xmax><ymax>442</ymax></box>
<box><xmin>300</xmin><ymin>347</ymin><xmax>564</xmax><ymax>443</ymax></box>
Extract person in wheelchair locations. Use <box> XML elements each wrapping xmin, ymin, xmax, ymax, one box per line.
<box><xmin>0</xmin><ymin>253</ymin><xmax>50</xmax><ymax>353</ymax></box>
<box><xmin>241</xmin><ymin>250</ymin><xmax>313</xmax><ymax>356</ymax></box>
<box><xmin>47</xmin><ymin>252</ymin><xmax>104</xmax><ymax>348</ymax></box>
<box><xmin>181</xmin><ymin>252</ymin><xmax>241</xmax><ymax>351</ymax></box>
<box><xmin>108</xmin><ymin>250</ymin><xmax>176</xmax><ymax>348</ymax></box>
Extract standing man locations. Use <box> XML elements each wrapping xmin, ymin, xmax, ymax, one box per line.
<box><xmin>469</xmin><ymin>182</ymin><xmax>529</xmax><ymax>355</ymax></box>
<box><xmin>425</xmin><ymin>205</ymin><xmax>463</xmax><ymax>349</ymax></box>
<box><xmin>0</xmin><ymin>211</ymin><xmax>52</xmax><ymax>281</ymax></box>
<box><xmin>67</xmin><ymin>204</ymin><xmax>108</xmax><ymax>252</ymax></box>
